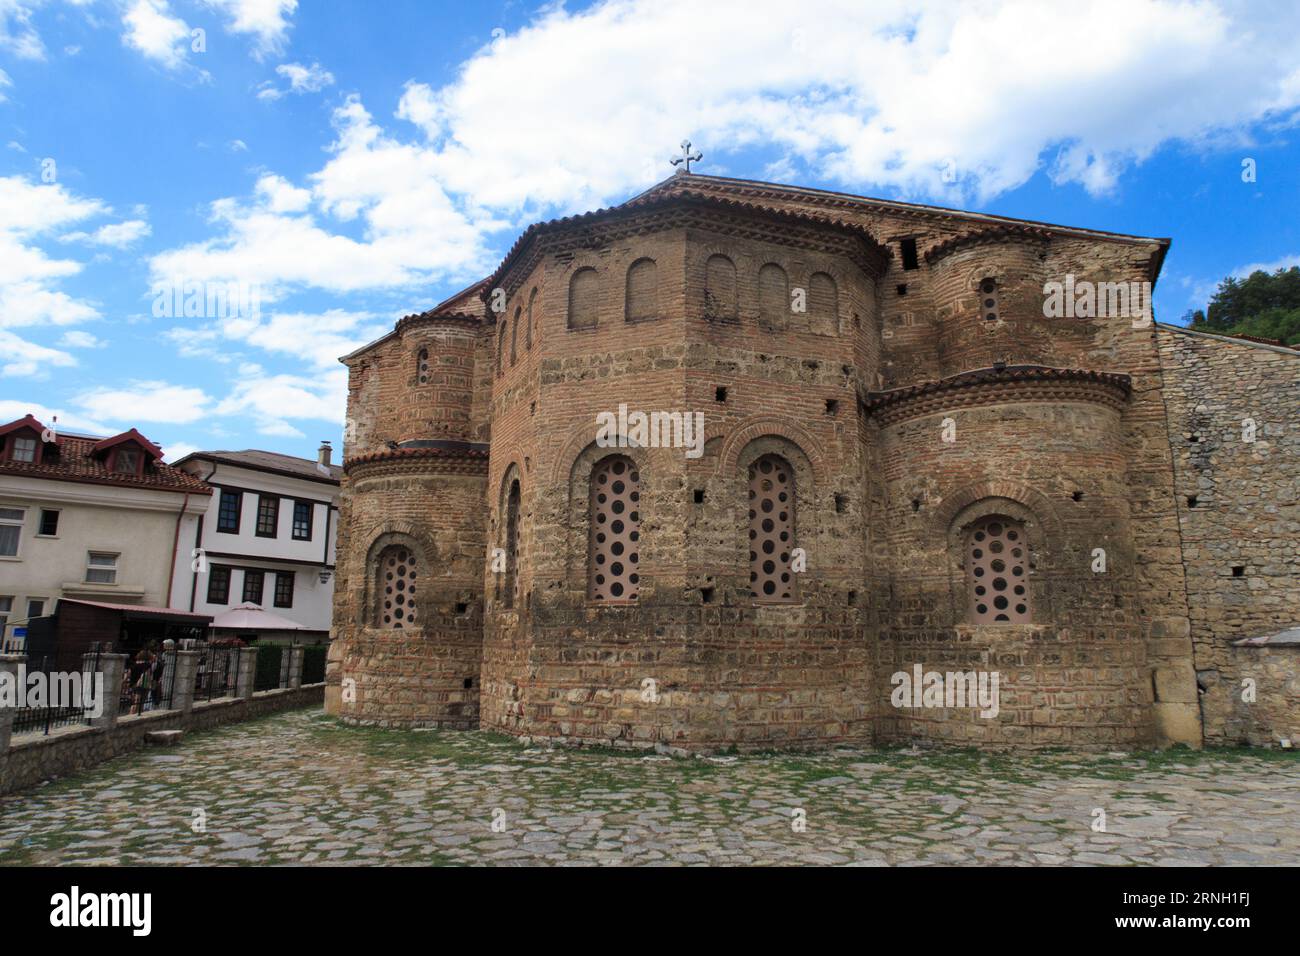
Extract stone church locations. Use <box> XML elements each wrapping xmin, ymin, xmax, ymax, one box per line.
<box><xmin>325</xmin><ymin>170</ymin><xmax>1299</xmax><ymax>752</ymax></box>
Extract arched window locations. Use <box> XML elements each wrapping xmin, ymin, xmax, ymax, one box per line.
<box><xmin>704</xmin><ymin>254</ymin><xmax>737</xmax><ymax>321</ymax></box>
<box><xmin>758</xmin><ymin>263</ymin><xmax>788</xmax><ymax>330</ymax></box>
<box><xmin>497</xmin><ymin>320</ymin><xmax>508</xmax><ymax>374</ymax></box>
<box><xmin>510</xmin><ymin>306</ymin><xmax>520</xmax><ymax>365</ymax></box>
<box><xmin>526</xmin><ymin>288</ymin><xmax>537</xmax><ymax>349</ymax></box>
<box><xmin>980</xmin><ymin>277</ymin><xmax>999</xmax><ymax>322</ymax></box>
<box><xmin>966</xmin><ymin>516</ymin><xmax>1029</xmax><ymax>623</ymax></box>
<box><xmin>376</xmin><ymin>545</ymin><xmax>418</xmax><ymax>628</ymax></box>
<box><xmin>500</xmin><ymin>479</ymin><xmax>520</xmax><ymax>608</ymax></box>
<box><xmin>809</xmin><ymin>272</ymin><xmax>838</xmax><ymax>333</ymax></box>
<box><xmin>625</xmin><ymin>257</ymin><xmax>658</xmax><ymax>322</ymax></box>
<box><xmin>416</xmin><ymin>347</ymin><xmax>429</xmax><ymax>385</ymax></box>
<box><xmin>588</xmin><ymin>456</ymin><xmax>640</xmax><ymax>602</ymax></box>
<box><xmin>749</xmin><ymin>455</ymin><xmax>796</xmax><ymax>603</ymax></box>
<box><xmin>568</xmin><ymin>267</ymin><xmax>598</xmax><ymax>330</ymax></box>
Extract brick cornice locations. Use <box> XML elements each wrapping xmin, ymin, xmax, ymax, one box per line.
<box><xmin>864</xmin><ymin>365</ymin><xmax>1131</xmax><ymax>426</ymax></box>
<box><xmin>344</xmin><ymin>446</ymin><xmax>489</xmax><ymax>479</ymax></box>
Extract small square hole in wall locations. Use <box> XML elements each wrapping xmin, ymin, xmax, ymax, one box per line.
<box><xmin>1187</xmin><ymin>496</ymin><xmax>1198</xmax><ymax>508</ymax></box>
<box><xmin>900</xmin><ymin>237</ymin><xmax>919</xmax><ymax>270</ymax></box>
<box><xmin>715</xmin><ymin>386</ymin><xmax>728</xmax><ymax>402</ymax></box>
<box><xmin>701</xmin><ymin>586</ymin><xmax>715</xmax><ymax>604</ymax></box>
<box><xmin>530</xmin><ymin>401</ymin><xmax>536</xmax><ymax>416</ymax></box>
<box><xmin>463</xmin><ymin>677</ymin><xmax>474</xmax><ymax>689</ymax></box>
<box><xmin>1072</xmin><ymin>490</ymin><xmax>1084</xmax><ymax>502</ymax></box>
<box><xmin>693</xmin><ymin>489</ymin><xmax>705</xmax><ymax>504</ymax></box>
<box><xmin>1232</xmin><ymin>565</ymin><xmax>1245</xmax><ymax>577</ymax></box>
<box><xmin>455</xmin><ymin>602</ymin><xmax>468</xmax><ymax>615</ymax></box>
<box><xmin>1188</xmin><ymin>434</ymin><xmax>1199</xmax><ymax>443</ymax></box>
<box><xmin>896</xmin><ymin>284</ymin><xmax>908</xmax><ymax>296</ymax></box>
<box><xmin>911</xmin><ymin>498</ymin><xmax>921</xmax><ymax>512</ymax></box>
<box><xmin>847</xmin><ymin>590</ymin><xmax>857</xmax><ymax>606</ymax></box>
<box><xmin>835</xmin><ymin>493</ymin><xmax>848</xmax><ymax>514</ymax></box>
<box><xmin>825</xmin><ymin>398</ymin><xmax>839</xmax><ymax>415</ymax></box>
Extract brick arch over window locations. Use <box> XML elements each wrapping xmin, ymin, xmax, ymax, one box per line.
<box><xmin>758</xmin><ymin>262</ymin><xmax>788</xmax><ymax>330</ymax></box>
<box><xmin>568</xmin><ymin>267</ymin><xmax>598</xmax><ymax>330</ymax></box>
<box><xmin>360</xmin><ymin>525</ymin><xmax>434</xmax><ymax>629</ymax></box>
<box><xmin>704</xmin><ymin>253</ymin><xmax>738</xmax><ymax>322</ymax></box>
<box><xmin>748</xmin><ymin>454</ymin><xmax>797</xmax><ymax>603</ymax></box>
<box><xmin>526</xmin><ymin>288</ymin><xmax>537</xmax><ymax>349</ymax></box>
<box><xmin>717</xmin><ymin>416</ymin><xmax>827</xmax><ymax>487</ymax></box>
<box><xmin>625</xmin><ymin>257</ymin><xmax>658</xmax><ymax>322</ymax></box>
<box><xmin>588</xmin><ymin>455</ymin><xmax>641</xmax><ymax>602</ymax></box>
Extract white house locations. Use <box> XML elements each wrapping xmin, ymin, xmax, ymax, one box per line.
<box><xmin>169</xmin><ymin>444</ymin><xmax>340</xmax><ymax>641</ymax></box>
<box><xmin>0</xmin><ymin>414</ymin><xmax>211</xmax><ymax>651</ymax></box>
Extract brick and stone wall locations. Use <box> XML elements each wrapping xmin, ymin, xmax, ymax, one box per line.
<box><xmin>1157</xmin><ymin>326</ymin><xmax>1300</xmax><ymax>745</ymax></box>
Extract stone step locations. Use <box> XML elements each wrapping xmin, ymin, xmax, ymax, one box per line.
<box><xmin>144</xmin><ymin>729</ymin><xmax>184</xmax><ymax>746</ymax></box>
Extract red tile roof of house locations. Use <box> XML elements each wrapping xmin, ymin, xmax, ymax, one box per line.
<box><xmin>0</xmin><ymin>418</ymin><xmax>212</xmax><ymax>495</ymax></box>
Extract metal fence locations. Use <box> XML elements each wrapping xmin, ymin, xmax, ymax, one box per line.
<box><xmin>117</xmin><ymin>646</ymin><xmax>178</xmax><ymax>717</ymax></box>
<box><xmin>195</xmin><ymin>645</ymin><xmax>240</xmax><ymax>701</ymax></box>
<box><xmin>10</xmin><ymin>654</ymin><xmax>92</xmax><ymax>737</ymax></box>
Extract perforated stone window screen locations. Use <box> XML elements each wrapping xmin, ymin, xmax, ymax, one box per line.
<box><xmin>980</xmin><ymin>277</ymin><xmax>999</xmax><ymax>322</ymax></box>
<box><xmin>749</xmin><ymin>455</ymin><xmax>796</xmax><ymax>602</ymax></box>
<box><xmin>377</xmin><ymin>546</ymin><xmax>418</xmax><ymax>628</ymax></box>
<box><xmin>417</xmin><ymin>348</ymin><xmax>429</xmax><ymax>385</ymax></box>
<box><xmin>589</xmin><ymin>456</ymin><xmax>640</xmax><ymax>602</ymax></box>
<box><xmin>966</xmin><ymin>517</ymin><xmax>1029</xmax><ymax>623</ymax></box>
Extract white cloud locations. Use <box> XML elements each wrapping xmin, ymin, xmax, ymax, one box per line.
<box><xmin>0</xmin><ymin>400</ymin><xmax>109</xmax><ymax>435</ymax></box>
<box><xmin>0</xmin><ymin>0</ymin><xmax>45</xmax><ymax>61</ymax></box>
<box><xmin>0</xmin><ymin>67</ymin><xmax>11</xmax><ymax>102</ymax></box>
<box><xmin>58</xmin><ymin>329</ymin><xmax>105</xmax><ymax>348</ymax></box>
<box><xmin>257</xmin><ymin>59</ymin><xmax>333</xmax><ymax>100</ymax></box>
<box><xmin>201</xmin><ymin>0</ymin><xmax>297</xmax><ymax>58</ymax></box>
<box><xmin>161</xmin><ymin>440</ymin><xmax>200</xmax><ymax>462</ymax></box>
<box><xmin>121</xmin><ymin>0</ymin><xmax>192</xmax><ymax>70</ymax></box>
<box><xmin>0</xmin><ymin>329</ymin><xmax>75</xmax><ymax>377</ymax></box>
<box><xmin>228</xmin><ymin>138</ymin><xmax>248</xmax><ymax>152</ymax></box>
<box><xmin>214</xmin><ymin>367</ymin><xmax>347</xmax><ymax>437</ymax></box>
<box><xmin>60</xmin><ymin>218</ymin><xmax>152</xmax><ymax>248</ymax></box>
<box><xmin>253</xmin><ymin>173</ymin><xmax>310</xmax><ymax>213</ymax></box>
<box><xmin>77</xmin><ymin>380</ymin><xmax>212</xmax><ymax>424</ymax></box>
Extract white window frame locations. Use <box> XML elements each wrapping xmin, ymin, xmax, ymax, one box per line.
<box><xmin>0</xmin><ymin>595</ymin><xmax>12</xmax><ymax>638</ymax></box>
<box><xmin>36</xmin><ymin>508</ymin><xmax>60</xmax><ymax>537</ymax></box>
<box><xmin>11</xmin><ymin>436</ymin><xmax>36</xmax><ymax>463</ymax></box>
<box><xmin>0</xmin><ymin>506</ymin><xmax>24</xmax><ymax>558</ymax></box>
<box><xmin>86</xmin><ymin>551</ymin><xmax>119</xmax><ymax>585</ymax></box>
<box><xmin>26</xmin><ymin>597</ymin><xmax>46</xmax><ymax>619</ymax></box>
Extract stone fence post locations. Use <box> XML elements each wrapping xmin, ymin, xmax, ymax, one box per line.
<box><xmin>172</xmin><ymin>650</ymin><xmax>200</xmax><ymax>714</ymax></box>
<box><xmin>235</xmin><ymin>646</ymin><xmax>257</xmax><ymax>699</ymax></box>
<box><xmin>82</xmin><ymin>651</ymin><xmax>126</xmax><ymax>729</ymax></box>
<box><xmin>0</xmin><ymin>654</ymin><xmax>23</xmax><ymax>752</ymax></box>
<box><xmin>287</xmin><ymin>645</ymin><xmax>305</xmax><ymax>689</ymax></box>
<box><xmin>278</xmin><ymin>647</ymin><xmax>290</xmax><ymax>688</ymax></box>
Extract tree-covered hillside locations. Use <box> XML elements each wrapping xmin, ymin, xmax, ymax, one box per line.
<box><xmin>1183</xmin><ymin>266</ymin><xmax>1300</xmax><ymax>345</ymax></box>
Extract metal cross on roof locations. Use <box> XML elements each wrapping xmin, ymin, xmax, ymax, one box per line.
<box><xmin>670</xmin><ymin>140</ymin><xmax>702</xmax><ymax>174</ymax></box>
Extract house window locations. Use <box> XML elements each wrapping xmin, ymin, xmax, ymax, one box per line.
<box><xmin>217</xmin><ymin>489</ymin><xmax>242</xmax><ymax>533</ymax></box>
<box><xmin>243</xmin><ymin>569</ymin><xmax>265</xmax><ymax>604</ymax></box>
<box><xmin>376</xmin><ymin>546</ymin><xmax>418</xmax><ymax>628</ymax></box>
<box><xmin>274</xmin><ymin>572</ymin><xmax>295</xmax><ymax>608</ymax></box>
<box><xmin>0</xmin><ymin>596</ymin><xmax>11</xmax><ymax>635</ymax></box>
<box><xmin>256</xmin><ymin>495</ymin><xmax>279</xmax><ymax>537</ymax></box>
<box><xmin>292</xmin><ymin>500</ymin><xmax>313</xmax><ymax>540</ymax></box>
<box><xmin>38</xmin><ymin>509</ymin><xmax>59</xmax><ymax>536</ymax></box>
<box><xmin>113</xmin><ymin>446</ymin><xmax>140</xmax><ymax>474</ymax></box>
<box><xmin>749</xmin><ymin>455</ymin><xmax>797</xmax><ymax>603</ymax></box>
<box><xmin>0</xmin><ymin>507</ymin><xmax>22</xmax><ymax>557</ymax></box>
<box><xmin>588</xmin><ymin>456</ymin><xmax>640</xmax><ymax>602</ymax></box>
<box><xmin>86</xmin><ymin>552</ymin><xmax>118</xmax><ymax>584</ymax></box>
<box><xmin>207</xmin><ymin>566</ymin><xmax>231</xmax><ymax>604</ymax></box>
<box><xmin>26</xmin><ymin>598</ymin><xmax>45</xmax><ymax>619</ymax></box>
<box><xmin>11</xmin><ymin>436</ymin><xmax>36</xmax><ymax>463</ymax></box>
<box><xmin>966</xmin><ymin>516</ymin><xmax>1030</xmax><ymax>623</ymax></box>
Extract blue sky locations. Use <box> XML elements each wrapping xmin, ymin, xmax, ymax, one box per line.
<box><xmin>2</xmin><ymin>0</ymin><xmax>1298</xmax><ymax>462</ymax></box>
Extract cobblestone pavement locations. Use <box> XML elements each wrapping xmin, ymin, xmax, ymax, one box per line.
<box><xmin>2</xmin><ymin>709</ymin><xmax>1297</xmax><ymax>866</ymax></box>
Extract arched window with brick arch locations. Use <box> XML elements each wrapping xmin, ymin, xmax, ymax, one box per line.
<box><xmin>625</xmin><ymin>257</ymin><xmax>658</xmax><ymax>322</ymax></box>
<box><xmin>704</xmin><ymin>254</ymin><xmax>737</xmax><ymax>322</ymax></box>
<box><xmin>510</xmin><ymin>306</ymin><xmax>520</xmax><ymax>365</ymax></box>
<box><xmin>526</xmin><ymin>288</ymin><xmax>537</xmax><ymax>349</ymax></box>
<box><xmin>568</xmin><ymin>267</ymin><xmax>598</xmax><ymax>330</ymax></box>
<box><xmin>588</xmin><ymin>455</ymin><xmax>640</xmax><ymax>602</ymax></box>
<box><xmin>375</xmin><ymin>544</ymin><xmax>419</xmax><ymax>628</ymax></box>
<box><xmin>758</xmin><ymin>263</ymin><xmax>788</xmax><ymax>330</ymax></box>
<box><xmin>749</xmin><ymin>454</ymin><xmax>797</xmax><ymax>603</ymax></box>
<box><xmin>966</xmin><ymin>516</ymin><xmax>1029</xmax><ymax>623</ymax></box>
<box><xmin>499</xmin><ymin>476</ymin><xmax>520</xmax><ymax>608</ymax></box>
<box><xmin>416</xmin><ymin>347</ymin><xmax>429</xmax><ymax>385</ymax></box>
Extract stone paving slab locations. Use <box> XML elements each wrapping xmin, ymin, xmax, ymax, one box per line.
<box><xmin>1</xmin><ymin>709</ymin><xmax>1297</xmax><ymax>866</ymax></box>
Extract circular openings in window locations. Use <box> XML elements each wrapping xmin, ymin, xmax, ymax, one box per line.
<box><xmin>379</xmin><ymin>547</ymin><xmax>417</xmax><ymax>627</ymax></box>
<box><xmin>967</xmin><ymin>517</ymin><xmax>1028</xmax><ymax>624</ymax></box>
<box><xmin>980</xmin><ymin>278</ymin><xmax>998</xmax><ymax>321</ymax></box>
<box><xmin>589</xmin><ymin>457</ymin><xmax>640</xmax><ymax>602</ymax></box>
<box><xmin>417</xmin><ymin>348</ymin><xmax>429</xmax><ymax>385</ymax></box>
<box><xmin>749</xmin><ymin>455</ymin><xmax>795</xmax><ymax>602</ymax></box>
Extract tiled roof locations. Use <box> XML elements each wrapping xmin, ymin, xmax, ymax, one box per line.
<box><xmin>176</xmin><ymin>449</ymin><xmax>343</xmax><ymax>484</ymax></box>
<box><xmin>0</xmin><ymin>431</ymin><xmax>212</xmax><ymax>494</ymax></box>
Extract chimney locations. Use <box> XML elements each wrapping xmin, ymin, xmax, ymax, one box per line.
<box><xmin>318</xmin><ymin>441</ymin><xmax>332</xmax><ymax>466</ymax></box>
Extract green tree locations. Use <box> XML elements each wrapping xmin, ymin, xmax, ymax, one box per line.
<box><xmin>1190</xmin><ymin>266</ymin><xmax>1300</xmax><ymax>345</ymax></box>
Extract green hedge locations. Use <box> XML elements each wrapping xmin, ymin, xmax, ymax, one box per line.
<box><xmin>254</xmin><ymin>644</ymin><xmax>284</xmax><ymax>691</ymax></box>
<box><xmin>302</xmin><ymin>645</ymin><xmax>327</xmax><ymax>684</ymax></box>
